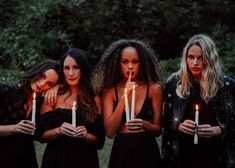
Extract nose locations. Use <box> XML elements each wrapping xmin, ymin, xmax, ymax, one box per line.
<box><xmin>128</xmin><ymin>63</ymin><xmax>133</xmax><ymax>70</ymax></box>
<box><xmin>69</xmin><ymin>69</ymin><xmax>74</xmax><ymax>75</ymax></box>
<box><xmin>193</xmin><ymin>58</ymin><xmax>199</xmax><ymax>65</ymax></box>
<box><xmin>39</xmin><ymin>79</ymin><xmax>46</xmax><ymax>88</ymax></box>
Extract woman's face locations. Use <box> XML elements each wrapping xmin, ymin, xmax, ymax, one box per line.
<box><xmin>63</xmin><ymin>56</ymin><xmax>81</xmax><ymax>87</ymax></box>
<box><xmin>120</xmin><ymin>47</ymin><xmax>140</xmax><ymax>81</ymax></box>
<box><xmin>31</xmin><ymin>69</ymin><xmax>59</xmax><ymax>93</ymax></box>
<box><xmin>186</xmin><ymin>45</ymin><xmax>205</xmax><ymax>80</ymax></box>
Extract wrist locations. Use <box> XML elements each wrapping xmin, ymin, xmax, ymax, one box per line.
<box><xmin>56</xmin><ymin>127</ymin><xmax>62</xmax><ymax>136</ymax></box>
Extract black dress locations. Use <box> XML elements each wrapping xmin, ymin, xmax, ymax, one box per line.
<box><xmin>35</xmin><ymin>108</ymin><xmax>105</xmax><ymax>168</ymax></box>
<box><xmin>108</xmin><ymin>86</ymin><xmax>161</xmax><ymax>168</ymax></box>
<box><xmin>0</xmin><ymin>83</ymin><xmax>38</xmax><ymax>168</ymax></box>
<box><xmin>179</xmin><ymin>82</ymin><xmax>223</xmax><ymax>168</ymax></box>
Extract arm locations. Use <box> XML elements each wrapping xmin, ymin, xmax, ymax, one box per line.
<box><xmin>38</xmin><ymin>100</ymin><xmax>76</xmax><ymax>142</ymax></box>
<box><xmin>144</xmin><ymin>83</ymin><xmax>163</xmax><ymax>136</ymax></box>
<box><xmin>103</xmin><ymin>88</ymin><xmax>126</xmax><ymax>138</ymax></box>
<box><xmin>0</xmin><ymin>120</ymin><xmax>36</xmax><ymax>137</ymax></box>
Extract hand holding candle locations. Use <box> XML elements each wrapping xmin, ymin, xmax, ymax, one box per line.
<box><xmin>194</xmin><ymin>104</ymin><xmax>199</xmax><ymax>144</ymax></box>
<box><xmin>31</xmin><ymin>92</ymin><xmax>36</xmax><ymax>123</ymax></box>
<box><xmin>72</xmin><ymin>101</ymin><xmax>77</xmax><ymax>127</ymax></box>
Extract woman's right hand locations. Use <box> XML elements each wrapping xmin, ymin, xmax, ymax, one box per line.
<box><xmin>124</xmin><ymin>72</ymin><xmax>136</xmax><ymax>94</ymax></box>
<box><xmin>43</xmin><ymin>84</ymin><xmax>60</xmax><ymax>106</ymax></box>
<box><xmin>57</xmin><ymin>122</ymin><xmax>76</xmax><ymax>137</ymax></box>
<box><xmin>178</xmin><ymin>119</ymin><xmax>196</xmax><ymax>135</ymax></box>
<box><xmin>14</xmin><ymin>120</ymin><xmax>36</xmax><ymax>135</ymax></box>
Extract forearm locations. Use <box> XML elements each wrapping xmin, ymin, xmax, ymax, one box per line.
<box><xmin>105</xmin><ymin>96</ymin><xmax>125</xmax><ymax>138</ymax></box>
<box><xmin>143</xmin><ymin>121</ymin><xmax>161</xmax><ymax>136</ymax></box>
<box><xmin>39</xmin><ymin>127</ymin><xmax>61</xmax><ymax>142</ymax></box>
<box><xmin>0</xmin><ymin>125</ymin><xmax>17</xmax><ymax>137</ymax></box>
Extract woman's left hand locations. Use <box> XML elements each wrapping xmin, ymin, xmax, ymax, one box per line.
<box><xmin>74</xmin><ymin>126</ymin><xmax>88</xmax><ymax>139</ymax></box>
<box><xmin>198</xmin><ymin>124</ymin><xmax>221</xmax><ymax>138</ymax></box>
<box><xmin>126</xmin><ymin>118</ymin><xmax>144</xmax><ymax>130</ymax></box>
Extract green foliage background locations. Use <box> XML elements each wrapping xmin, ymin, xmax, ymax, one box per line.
<box><xmin>0</xmin><ymin>0</ymin><xmax>235</xmax><ymax>167</ymax></box>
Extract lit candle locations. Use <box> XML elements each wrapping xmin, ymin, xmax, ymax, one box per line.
<box><xmin>124</xmin><ymin>88</ymin><xmax>130</xmax><ymax>122</ymax></box>
<box><xmin>72</xmin><ymin>101</ymin><xmax>76</xmax><ymax>127</ymax></box>
<box><xmin>194</xmin><ymin>104</ymin><xmax>199</xmax><ymax>144</ymax></box>
<box><xmin>130</xmin><ymin>84</ymin><xmax>136</xmax><ymax>120</ymax></box>
<box><xmin>31</xmin><ymin>92</ymin><xmax>36</xmax><ymax>123</ymax></box>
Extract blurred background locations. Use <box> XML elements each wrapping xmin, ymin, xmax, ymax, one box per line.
<box><xmin>1</xmin><ymin>0</ymin><xmax>235</xmax><ymax>167</ymax></box>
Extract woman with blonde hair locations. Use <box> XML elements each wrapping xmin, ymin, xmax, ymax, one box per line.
<box><xmin>162</xmin><ymin>34</ymin><xmax>235</xmax><ymax>168</ymax></box>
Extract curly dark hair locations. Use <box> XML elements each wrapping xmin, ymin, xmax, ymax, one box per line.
<box><xmin>94</xmin><ymin>39</ymin><xmax>162</xmax><ymax>96</ymax></box>
<box><xmin>60</xmin><ymin>48</ymin><xmax>97</xmax><ymax>123</ymax></box>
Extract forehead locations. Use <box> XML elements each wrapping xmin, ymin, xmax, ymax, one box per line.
<box><xmin>121</xmin><ymin>47</ymin><xmax>139</xmax><ymax>59</ymax></box>
<box><xmin>188</xmin><ymin>45</ymin><xmax>202</xmax><ymax>56</ymax></box>
<box><xmin>64</xmin><ymin>56</ymin><xmax>77</xmax><ymax>65</ymax></box>
<box><xmin>44</xmin><ymin>69</ymin><xmax>58</xmax><ymax>82</ymax></box>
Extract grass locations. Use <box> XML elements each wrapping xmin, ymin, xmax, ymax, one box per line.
<box><xmin>35</xmin><ymin>136</ymin><xmax>162</xmax><ymax>168</ymax></box>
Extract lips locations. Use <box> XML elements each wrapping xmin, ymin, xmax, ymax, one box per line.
<box><xmin>191</xmin><ymin>67</ymin><xmax>200</xmax><ymax>71</ymax></box>
<box><xmin>127</xmin><ymin>71</ymin><xmax>134</xmax><ymax>76</ymax></box>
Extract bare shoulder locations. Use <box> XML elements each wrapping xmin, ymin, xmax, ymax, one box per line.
<box><xmin>103</xmin><ymin>87</ymin><xmax>116</xmax><ymax>100</ymax></box>
<box><xmin>149</xmin><ymin>83</ymin><xmax>163</xmax><ymax>96</ymax></box>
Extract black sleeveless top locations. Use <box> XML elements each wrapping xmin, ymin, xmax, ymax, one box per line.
<box><xmin>114</xmin><ymin>85</ymin><xmax>154</xmax><ymax>122</ymax></box>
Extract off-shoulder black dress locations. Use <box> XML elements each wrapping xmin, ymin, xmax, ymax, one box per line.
<box><xmin>0</xmin><ymin>83</ymin><xmax>38</xmax><ymax>168</ymax></box>
<box><xmin>35</xmin><ymin>108</ymin><xmax>105</xmax><ymax>168</ymax></box>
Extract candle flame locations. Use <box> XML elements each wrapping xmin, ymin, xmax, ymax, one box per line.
<box><xmin>33</xmin><ymin>92</ymin><xmax>36</xmax><ymax>100</ymax></box>
<box><xmin>132</xmin><ymin>84</ymin><xmax>136</xmax><ymax>90</ymax></box>
<box><xmin>195</xmin><ymin>104</ymin><xmax>199</xmax><ymax>111</ymax></box>
<box><xmin>73</xmin><ymin>101</ymin><xmax>77</xmax><ymax>108</ymax></box>
<box><xmin>124</xmin><ymin>88</ymin><xmax>127</xmax><ymax>94</ymax></box>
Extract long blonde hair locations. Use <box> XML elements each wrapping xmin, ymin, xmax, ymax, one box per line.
<box><xmin>175</xmin><ymin>34</ymin><xmax>223</xmax><ymax>103</ymax></box>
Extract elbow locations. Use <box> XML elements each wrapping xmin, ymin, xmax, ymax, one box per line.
<box><xmin>105</xmin><ymin>130</ymin><xmax>115</xmax><ymax>139</ymax></box>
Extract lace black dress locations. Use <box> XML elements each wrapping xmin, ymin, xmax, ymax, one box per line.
<box><xmin>35</xmin><ymin>108</ymin><xmax>105</xmax><ymax>168</ymax></box>
<box><xmin>0</xmin><ymin>83</ymin><xmax>38</xmax><ymax>168</ymax></box>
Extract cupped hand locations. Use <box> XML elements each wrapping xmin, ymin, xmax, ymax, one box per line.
<box><xmin>58</xmin><ymin>122</ymin><xmax>76</xmax><ymax>137</ymax></box>
<box><xmin>178</xmin><ymin>119</ymin><xmax>196</xmax><ymax>135</ymax></box>
<box><xmin>74</xmin><ymin>126</ymin><xmax>87</xmax><ymax>139</ymax></box>
<box><xmin>126</xmin><ymin>118</ymin><xmax>144</xmax><ymax>130</ymax></box>
<box><xmin>15</xmin><ymin>120</ymin><xmax>36</xmax><ymax>135</ymax></box>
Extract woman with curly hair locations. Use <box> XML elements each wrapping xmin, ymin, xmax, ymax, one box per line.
<box><xmin>162</xmin><ymin>34</ymin><xmax>235</xmax><ymax>168</ymax></box>
<box><xmin>94</xmin><ymin>39</ymin><xmax>163</xmax><ymax>168</ymax></box>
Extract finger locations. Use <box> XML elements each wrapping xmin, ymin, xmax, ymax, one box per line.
<box><xmin>127</xmin><ymin>126</ymin><xmax>141</xmax><ymax>130</ymax></box>
<box><xmin>128</xmin><ymin>71</ymin><xmax>132</xmax><ymax>82</ymax></box>
<box><xmin>18</xmin><ymin>124</ymin><xmax>35</xmax><ymax>134</ymax></box>
<box><xmin>52</xmin><ymin>94</ymin><xmax>57</xmax><ymax>106</ymax></box>
<box><xmin>182</xmin><ymin>121</ymin><xmax>195</xmax><ymax>129</ymax></box>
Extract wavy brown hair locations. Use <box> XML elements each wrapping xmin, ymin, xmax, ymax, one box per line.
<box><xmin>60</xmin><ymin>48</ymin><xmax>97</xmax><ymax>123</ymax></box>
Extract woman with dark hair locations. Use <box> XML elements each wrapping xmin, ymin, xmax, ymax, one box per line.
<box><xmin>36</xmin><ymin>48</ymin><xmax>105</xmax><ymax>168</ymax></box>
<box><xmin>0</xmin><ymin>60</ymin><xmax>60</xmax><ymax>168</ymax></box>
<box><xmin>162</xmin><ymin>34</ymin><xmax>235</xmax><ymax>168</ymax></box>
<box><xmin>94</xmin><ymin>39</ymin><xmax>163</xmax><ymax>168</ymax></box>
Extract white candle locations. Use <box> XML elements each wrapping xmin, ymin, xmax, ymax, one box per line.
<box><xmin>31</xmin><ymin>92</ymin><xmax>36</xmax><ymax>123</ymax></box>
<box><xmin>130</xmin><ymin>84</ymin><xmax>136</xmax><ymax>120</ymax></box>
<box><xmin>194</xmin><ymin>104</ymin><xmax>199</xmax><ymax>144</ymax></box>
<box><xmin>124</xmin><ymin>88</ymin><xmax>130</xmax><ymax>122</ymax></box>
<box><xmin>72</xmin><ymin>101</ymin><xmax>76</xmax><ymax>127</ymax></box>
